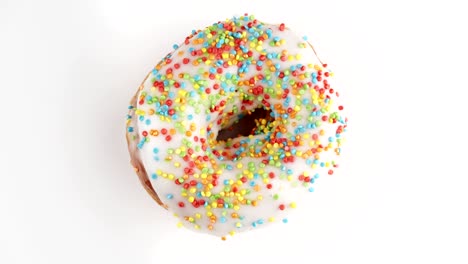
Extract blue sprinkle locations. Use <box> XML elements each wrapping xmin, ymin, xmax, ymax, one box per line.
<box><xmin>220</xmin><ymin>217</ymin><xmax>227</xmax><ymax>223</ymax></box>
<box><xmin>127</xmin><ymin>127</ymin><xmax>134</xmax><ymax>132</ymax></box>
<box><xmin>166</xmin><ymin>194</ymin><xmax>173</xmax><ymax>199</ymax></box>
<box><xmin>153</xmin><ymin>148</ymin><xmax>159</xmax><ymax>154</ymax></box>
<box><xmin>151</xmin><ymin>173</ymin><xmax>158</xmax><ymax>179</ymax></box>
<box><xmin>282</xmin><ymin>218</ymin><xmax>288</xmax><ymax>223</ymax></box>
<box><xmin>145</xmin><ymin>119</ymin><xmax>151</xmax><ymax>125</ymax></box>
<box><xmin>308</xmin><ymin>187</ymin><xmax>314</xmax><ymax>192</ymax></box>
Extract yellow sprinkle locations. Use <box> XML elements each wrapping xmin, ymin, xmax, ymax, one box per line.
<box><xmin>290</xmin><ymin>202</ymin><xmax>297</xmax><ymax>208</ymax></box>
<box><xmin>176</xmin><ymin>222</ymin><xmax>183</xmax><ymax>228</ymax></box>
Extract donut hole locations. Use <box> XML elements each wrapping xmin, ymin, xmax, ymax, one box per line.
<box><xmin>216</xmin><ymin>107</ymin><xmax>273</xmax><ymax>141</ymax></box>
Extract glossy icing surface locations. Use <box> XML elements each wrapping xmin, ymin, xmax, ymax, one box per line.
<box><xmin>126</xmin><ymin>15</ymin><xmax>347</xmax><ymax>238</ymax></box>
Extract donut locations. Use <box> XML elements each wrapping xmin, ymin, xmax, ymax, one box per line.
<box><xmin>126</xmin><ymin>14</ymin><xmax>347</xmax><ymax>238</ymax></box>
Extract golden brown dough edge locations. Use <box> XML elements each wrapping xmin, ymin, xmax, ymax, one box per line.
<box><xmin>126</xmin><ymin>75</ymin><xmax>168</xmax><ymax>210</ymax></box>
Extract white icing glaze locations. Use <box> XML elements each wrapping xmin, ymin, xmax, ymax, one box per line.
<box><xmin>126</xmin><ymin>15</ymin><xmax>347</xmax><ymax>237</ymax></box>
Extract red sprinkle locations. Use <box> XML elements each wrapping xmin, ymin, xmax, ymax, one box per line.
<box><xmin>279</xmin><ymin>23</ymin><xmax>285</xmax><ymax>31</ymax></box>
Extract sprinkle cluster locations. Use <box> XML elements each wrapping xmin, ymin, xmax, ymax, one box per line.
<box><xmin>126</xmin><ymin>15</ymin><xmax>347</xmax><ymax>237</ymax></box>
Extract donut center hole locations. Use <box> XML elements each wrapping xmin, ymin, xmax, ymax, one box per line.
<box><xmin>216</xmin><ymin>107</ymin><xmax>273</xmax><ymax>141</ymax></box>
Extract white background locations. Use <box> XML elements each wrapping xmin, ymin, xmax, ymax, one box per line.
<box><xmin>1</xmin><ymin>0</ymin><xmax>467</xmax><ymax>263</ymax></box>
